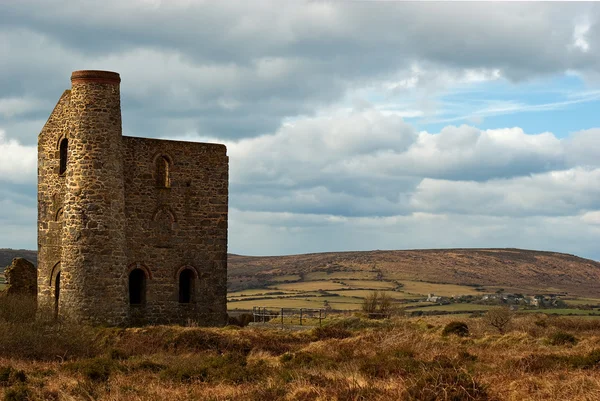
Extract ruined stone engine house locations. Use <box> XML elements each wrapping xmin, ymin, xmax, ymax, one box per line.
<box><xmin>37</xmin><ymin>70</ymin><xmax>229</xmax><ymax>326</ymax></box>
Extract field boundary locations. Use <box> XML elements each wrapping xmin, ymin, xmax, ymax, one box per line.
<box><xmin>252</xmin><ymin>306</ymin><xmax>326</xmax><ymax>328</ymax></box>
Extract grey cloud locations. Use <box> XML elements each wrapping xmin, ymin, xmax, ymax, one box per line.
<box><xmin>229</xmin><ymin>209</ymin><xmax>600</xmax><ymax>260</ymax></box>
<box><xmin>1</xmin><ymin>1</ymin><xmax>599</xmax><ymax>146</ymax></box>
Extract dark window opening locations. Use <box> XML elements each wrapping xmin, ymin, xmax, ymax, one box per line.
<box><xmin>156</xmin><ymin>156</ymin><xmax>171</xmax><ymax>188</ymax></box>
<box><xmin>59</xmin><ymin>138</ymin><xmax>68</xmax><ymax>175</ymax></box>
<box><xmin>129</xmin><ymin>269</ymin><xmax>146</xmax><ymax>305</ymax></box>
<box><xmin>54</xmin><ymin>272</ymin><xmax>61</xmax><ymax>318</ymax></box>
<box><xmin>179</xmin><ymin>269</ymin><xmax>194</xmax><ymax>304</ymax></box>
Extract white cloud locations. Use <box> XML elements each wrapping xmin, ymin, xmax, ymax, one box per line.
<box><xmin>0</xmin><ymin>129</ymin><xmax>37</xmax><ymax>183</ymax></box>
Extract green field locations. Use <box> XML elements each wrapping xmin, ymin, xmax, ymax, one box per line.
<box><xmin>228</xmin><ymin>297</ymin><xmax>339</xmax><ymax>310</ymax></box>
<box><xmin>270</xmin><ymin>274</ymin><xmax>302</xmax><ymax>282</ymax></box>
<box><xmin>521</xmin><ymin>308</ymin><xmax>600</xmax><ymax>315</ymax></box>
<box><xmin>407</xmin><ymin>303</ymin><xmax>493</xmax><ymax>312</ymax></box>
<box><xmin>328</xmin><ymin>289</ymin><xmax>420</xmax><ymax>299</ymax></box>
<box><xmin>398</xmin><ymin>280</ymin><xmax>482</xmax><ymax>297</ymax></box>
<box><xmin>341</xmin><ymin>279</ymin><xmax>398</xmax><ymax>289</ymax></box>
<box><xmin>227</xmin><ymin>289</ymin><xmax>298</xmax><ymax>298</ymax></box>
<box><xmin>226</xmin><ymin>270</ymin><xmax>597</xmax><ymax>316</ymax></box>
<box><xmin>269</xmin><ymin>281</ymin><xmax>348</xmax><ymax>291</ymax></box>
<box><xmin>564</xmin><ymin>298</ymin><xmax>600</xmax><ymax>306</ymax></box>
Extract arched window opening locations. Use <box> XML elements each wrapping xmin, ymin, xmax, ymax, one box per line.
<box><xmin>154</xmin><ymin>209</ymin><xmax>175</xmax><ymax>247</ymax></box>
<box><xmin>178</xmin><ymin>269</ymin><xmax>195</xmax><ymax>304</ymax></box>
<box><xmin>155</xmin><ymin>156</ymin><xmax>171</xmax><ymax>188</ymax></box>
<box><xmin>54</xmin><ymin>271</ymin><xmax>61</xmax><ymax>318</ymax></box>
<box><xmin>129</xmin><ymin>268</ymin><xmax>147</xmax><ymax>305</ymax></box>
<box><xmin>59</xmin><ymin>138</ymin><xmax>68</xmax><ymax>175</ymax></box>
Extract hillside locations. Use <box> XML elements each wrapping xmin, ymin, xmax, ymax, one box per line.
<box><xmin>1</xmin><ymin>248</ymin><xmax>599</xmax><ymax>298</ymax></box>
<box><xmin>0</xmin><ymin>248</ymin><xmax>37</xmax><ymax>272</ymax></box>
<box><xmin>228</xmin><ymin>248</ymin><xmax>600</xmax><ymax>298</ymax></box>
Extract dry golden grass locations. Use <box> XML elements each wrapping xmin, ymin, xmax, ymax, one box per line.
<box><xmin>4</xmin><ymin>311</ymin><xmax>600</xmax><ymax>400</ymax></box>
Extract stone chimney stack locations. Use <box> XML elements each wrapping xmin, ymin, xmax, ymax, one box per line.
<box><xmin>60</xmin><ymin>70</ymin><xmax>128</xmax><ymax>324</ymax></box>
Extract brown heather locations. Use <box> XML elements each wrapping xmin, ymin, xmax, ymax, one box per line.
<box><xmin>37</xmin><ymin>70</ymin><xmax>228</xmax><ymax>326</ymax></box>
<box><xmin>2</xmin><ymin>311</ymin><xmax>600</xmax><ymax>400</ymax></box>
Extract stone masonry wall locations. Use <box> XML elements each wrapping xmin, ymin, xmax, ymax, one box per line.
<box><xmin>37</xmin><ymin>90</ymin><xmax>70</xmax><ymax>314</ymax></box>
<box><xmin>37</xmin><ymin>70</ymin><xmax>229</xmax><ymax>326</ymax></box>
<box><xmin>122</xmin><ymin>137</ymin><xmax>228</xmax><ymax>325</ymax></box>
<box><xmin>60</xmin><ymin>71</ymin><xmax>129</xmax><ymax>325</ymax></box>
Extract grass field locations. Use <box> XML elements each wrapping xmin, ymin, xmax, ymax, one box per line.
<box><xmin>269</xmin><ymin>274</ymin><xmax>302</xmax><ymax>282</ymax></box>
<box><xmin>341</xmin><ymin>279</ymin><xmax>398</xmax><ymax>289</ymax></box>
<box><xmin>328</xmin><ymin>289</ymin><xmax>420</xmax><ymax>299</ymax></box>
<box><xmin>269</xmin><ymin>281</ymin><xmax>348</xmax><ymax>291</ymax></box>
<box><xmin>228</xmin><ymin>297</ymin><xmax>323</xmax><ymax>309</ymax></box>
<box><xmin>564</xmin><ymin>298</ymin><xmax>600</xmax><ymax>306</ymax></box>
<box><xmin>407</xmin><ymin>303</ymin><xmax>493</xmax><ymax>312</ymax></box>
<box><xmin>6</xmin><ymin>307</ymin><xmax>600</xmax><ymax>400</ymax></box>
<box><xmin>227</xmin><ymin>289</ymin><xmax>298</xmax><ymax>298</ymax></box>
<box><xmin>521</xmin><ymin>308</ymin><xmax>600</xmax><ymax>315</ymax></box>
<box><xmin>398</xmin><ymin>280</ymin><xmax>483</xmax><ymax>296</ymax></box>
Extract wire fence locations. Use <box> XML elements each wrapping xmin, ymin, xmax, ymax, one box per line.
<box><xmin>252</xmin><ymin>306</ymin><xmax>326</xmax><ymax>328</ymax></box>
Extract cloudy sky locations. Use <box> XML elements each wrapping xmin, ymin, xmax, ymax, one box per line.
<box><xmin>1</xmin><ymin>1</ymin><xmax>600</xmax><ymax>260</ymax></box>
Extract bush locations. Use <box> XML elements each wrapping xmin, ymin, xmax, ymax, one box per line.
<box><xmin>160</xmin><ymin>352</ymin><xmax>271</xmax><ymax>384</ymax></box>
<box><xmin>0</xmin><ymin>367</ymin><xmax>27</xmax><ymax>387</ymax></box>
<box><xmin>548</xmin><ymin>331</ymin><xmax>577</xmax><ymax>346</ymax></box>
<box><xmin>570</xmin><ymin>349</ymin><xmax>600</xmax><ymax>369</ymax></box>
<box><xmin>132</xmin><ymin>360</ymin><xmax>167</xmax><ymax>373</ymax></box>
<box><xmin>63</xmin><ymin>357</ymin><xmax>118</xmax><ymax>383</ymax></box>
<box><xmin>227</xmin><ymin>313</ymin><xmax>254</xmax><ymax>327</ymax></box>
<box><xmin>0</xmin><ymin>321</ymin><xmax>100</xmax><ymax>361</ymax></box>
<box><xmin>3</xmin><ymin>384</ymin><xmax>31</xmax><ymax>401</ymax></box>
<box><xmin>279</xmin><ymin>351</ymin><xmax>336</xmax><ymax>370</ymax></box>
<box><xmin>0</xmin><ymin>295</ymin><xmax>36</xmax><ymax>324</ymax></box>
<box><xmin>359</xmin><ymin>351</ymin><xmax>420</xmax><ymax>379</ymax></box>
<box><xmin>362</xmin><ymin>291</ymin><xmax>394</xmax><ymax>319</ymax></box>
<box><xmin>311</xmin><ymin>325</ymin><xmax>352</xmax><ymax>340</ymax></box>
<box><xmin>483</xmin><ymin>307</ymin><xmax>513</xmax><ymax>333</ymax></box>
<box><xmin>514</xmin><ymin>353</ymin><xmax>567</xmax><ymax>373</ymax></box>
<box><xmin>403</xmin><ymin>365</ymin><xmax>490</xmax><ymax>401</ymax></box>
<box><xmin>442</xmin><ymin>321</ymin><xmax>470</xmax><ymax>337</ymax></box>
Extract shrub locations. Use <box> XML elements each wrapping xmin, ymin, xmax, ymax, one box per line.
<box><xmin>227</xmin><ymin>313</ymin><xmax>254</xmax><ymax>327</ymax></box>
<box><xmin>0</xmin><ymin>321</ymin><xmax>100</xmax><ymax>361</ymax></box>
<box><xmin>403</xmin><ymin>365</ymin><xmax>490</xmax><ymax>401</ymax></box>
<box><xmin>570</xmin><ymin>349</ymin><xmax>600</xmax><ymax>369</ymax></box>
<box><xmin>160</xmin><ymin>352</ymin><xmax>271</xmax><ymax>384</ymax></box>
<box><xmin>548</xmin><ymin>331</ymin><xmax>577</xmax><ymax>346</ymax></box>
<box><xmin>442</xmin><ymin>321</ymin><xmax>469</xmax><ymax>337</ymax></box>
<box><xmin>3</xmin><ymin>384</ymin><xmax>31</xmax><ymax>401</ymax></box>
<box><xmin>63</xmin><ymin>357</ymin><xmax>117</xmax><ymax>382</ymax></box>
<box><xmin>0</xmin><ymin>367</ymin><xmax>26</xmax><ymax>387</ymax></box>
<box><xmin>279</xmin><ymin>351</ymin><xmax>336</xmax><ymax>370</ymax></box>
<box><xmin>109</xmin><ymin>348</ymin><xmax>130</xmax><ymax>360</ymax></box>
<box><xmin>483</xmin><ymin>307</ymin><xmax>513</xmax><ymax>333</ymax></box>
<box><xmin>514</xmin><ymin>353</ymin><xmax>566</xmax><ymax>373</ymax></box>
<box><xmin>133</xmin><ymin>360</ymin><xmax>167</xmax><ymax>373</ymax></box>
<box><xmin>362</xmin><ymin>291</ymin><xmax>394</xmax><ymax>319</ymax></box>
<box><xmin>359</xmin><ymin>351</ymin><xmax>420</xmax><ymax>379</ymax></box>
<box><xmin>311</xmin><ymin>325</ymin><xmax>352</xmax><ymax>340</ymax></box>
<box><xmin>0</xmin><ymin>295</ymin><xmax>36</xmax><ymax>324</ymax></box>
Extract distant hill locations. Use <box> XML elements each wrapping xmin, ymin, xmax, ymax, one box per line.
<box><xmin>0</xmin><ymin>249</ymin><xmax>38</xmax><ymax>272</ymax></box>
<box><xmin>228</xmin><ymin>248</ymin><xmax>600</xmax><ymax>298</ymax></box>
<box><xmin>2</xmin><ymin>248</ymin><xmax>598</xmax><ymax>298</ymax></box>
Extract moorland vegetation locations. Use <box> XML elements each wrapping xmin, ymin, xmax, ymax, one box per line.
<box><xmin>2</xmin><ymin>295</ymin><xmax>600</xmax><ymax>400</ymax></box>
